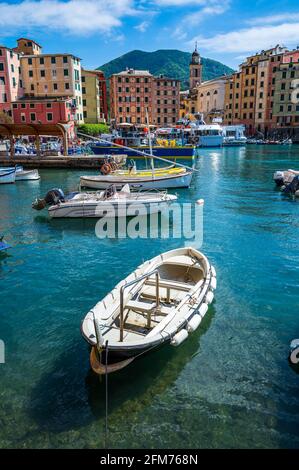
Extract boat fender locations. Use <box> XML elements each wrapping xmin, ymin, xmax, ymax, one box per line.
<box><xmin>187</xmin><ymin>314</ymin><xmax>201</xmax><ymax>333</ymax></box>
<box><xmin>199</xmin><ymin>303</ymin><xmax>208</xmax><ymax>318</ymax></box>
<box><xmin>171</xmin><ymin>329</ymin><xmax>188</xmax><ymax>347</ymax></box>
<box><xmin>196</xmin><ymin>199</ymin><xmax>204</xmax><ymax>206</ymax></box>
<box><xmin>211</xmin><ymin>265</ymin><xmax>216</xmax><ymax>278</ymax></box>
<box><xmin>210</xmin><ymin>276</ymin><xmax>217</xmax><ymax>291</ymax></box>
<box><xmin>205</xmin><ymin>291</ymin><xmax>214</xmax><ymax>305</ymax></box>
<box><xmin>289</xmin><ymin>339</ymin><xmax>299</xmax><ymax>365</ymax></box>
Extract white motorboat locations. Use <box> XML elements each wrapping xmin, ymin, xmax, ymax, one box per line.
<box><xmin>0</xmin><ymin>168</ymin><xmax>16</xmax><ymax>184</ymax></box>
<box><xmin>0</xmin><ymin>166</ymin><xmax>40</xmax><ymax>181</ymax></box>
<box><xmin>15</xmin><ymin>166</ymin><xmax>40</xmax><ymax>181</ymax></box>
<box><xmin>32</xmin><ymin>184</ymin><xmax>177</xmax><ymax>218</ymax></box>
<box><xmin>222</xmin><ymin>125</ymin><xmax>247</xmax><ymax>146</ymax></box>
<box><xmin>80</xmin><ymin>169</ymin><xmax>193</xmax><ymax>190</ymax></box>
<box><xmin>273</xmin><ymin>169</ymin><xmax>299</xmax><ymax>187</ymax></box>
<box><xmin>81</xmin><ymin>246</ymin><xmax>217</xmax><ymax>374</ymax></box>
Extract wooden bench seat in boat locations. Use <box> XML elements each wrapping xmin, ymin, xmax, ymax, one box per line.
<box><xmin>123</xmin><ymin>299</ymin><xmax>174</xmax><ymax>332</ymax></box>
<box><xmin>144</xmin><ymin>278</ymin><xmax>191</xmax><ymax>291</ymax></box>
<box><xmin>125</xmin><ymin>299</ymin><xmax>155</xmax><ymax>313</ymax></box>
<box><xmin>140</xmin><ymin>285</ymin><xmax>186</xmax><ymax>303</ymax></box>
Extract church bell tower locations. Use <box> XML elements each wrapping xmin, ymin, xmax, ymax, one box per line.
<box><xmin>189</xmin><ymin>42</ymin><xmax>202</xmax><ymax>90</ymax></box>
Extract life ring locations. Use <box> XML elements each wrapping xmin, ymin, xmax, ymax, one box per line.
<box><xmin>101</xmin><ymin>163</ymin><xmax>112</xmax><ymax>175</ymax></box>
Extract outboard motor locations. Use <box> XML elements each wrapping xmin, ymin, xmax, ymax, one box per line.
<box><xmin>32</xmin><ymin>188</ymin><xmax>65</xmax><ymax>211</ymax></box>
<box><xmin>283</xmin><ymin>175</ymin><xmax>299</xmax><ymax>196</ymax></box>
<box><xmin>273</xmin><ymin>171</ymin><xmax>285</xmax><ymax>187</ymax></box>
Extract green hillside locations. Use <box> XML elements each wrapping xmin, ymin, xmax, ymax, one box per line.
<box><xmin>98</xmin><ymin>49</ymin><xmax>234</xmax><ymax>89</ymax></box>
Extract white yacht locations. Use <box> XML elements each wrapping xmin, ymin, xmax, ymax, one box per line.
<box><xmin>190</xmin><ymin>123</ymin><xmax>224</xmax><ymax>148</ymax></box>
<box><xmin>222</xmin><ymin>125</ymin><xmax>247</xmax><ymax>146</ymax></box>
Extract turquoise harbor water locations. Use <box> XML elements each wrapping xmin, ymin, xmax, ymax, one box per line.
<box><xmin>0</xmin><ymin>145</ymin><xmax>299</xmax><ymax>449</ymax></box>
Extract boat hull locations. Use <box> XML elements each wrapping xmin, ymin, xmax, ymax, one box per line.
<box><xmin>90</xmin><ymin>145</ymin><xmax>195</xmax><ymax>159</ymax></box>
<box><xmin>196</xmin><ymin>136</ymin><xmax>224</xmax><ymax>148</ymax></box>
<box><xmin>0</xmin><ymin>169</ymin><xmax>16</xmax><ymax>184</ymax></box>
<box><xmin>48</xmin><ymin>200</ymin><xmax>173</xmax><ymax>218</ymax></box>
<box><xmin>80</xmin><ymin>172</ymin><xmax>193</xmax><ymax>190</ymax></box>
<box><xmin>15</xmin><ymin>169</ymin><xmax>40</xmax><ymax>181</ymax></box>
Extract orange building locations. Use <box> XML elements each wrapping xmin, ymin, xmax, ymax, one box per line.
<box><xmin>110</xmin><ymin>69</ymin><xmax>180</xmax><ymax>126</ymax></box>
<box><xmin>14</xmin><ymin>38</ymin><xmax>42</xmax><ymax>56</ymax></box>
<box><xmin>224</xmin><ymin>45</ymin><xmax>288</xmax><ymax>135</ymax></box>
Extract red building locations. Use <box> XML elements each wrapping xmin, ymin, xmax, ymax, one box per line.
<box><xmin>12</xmin><ymin>97</ymin><xmax>76</xmax><ymax>137</ymax></box>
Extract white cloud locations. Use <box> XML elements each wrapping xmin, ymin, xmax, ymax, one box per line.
<box><xmin>173</xmin><ymin>1</ymin><xmax>230</xmax><ymax>40</ymax></box>
<box><xmin>155</xmin><ymin>0</ymin><xmax>206</xmax><ymax>5</ymax></box>
<box><xmin>134</xmin><ymin>21</ymin><xmax>150</xmax><ymax>32</ymax></box>
<box><xmin>190</xmin><ymin>22</ymin><xmax>299</xmax><ymax>53</ymax></box>
<box><xmin>0</xmin><ymin>0</ymin><xmax>136</xmax><ymax>35</ymax></box>
<box><xmin>247</xmin><ymin>13</ymin><xmax>299</xmax><ymax>25</ymax></box>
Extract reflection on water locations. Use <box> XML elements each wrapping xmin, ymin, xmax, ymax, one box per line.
<box><xmin>0</xmin><ymin>145</ymin><xmax>299</xmax><ymax>448</ymax></box>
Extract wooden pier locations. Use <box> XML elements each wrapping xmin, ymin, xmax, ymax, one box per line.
<box><xmin>0</xmin><ymin>154</ymin><xmax>106</xmax><ymax>169</ymax></box>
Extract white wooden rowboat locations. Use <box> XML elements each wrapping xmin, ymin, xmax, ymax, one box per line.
<box><xmin>81</xmin><ymin>246</ymin><xmax>217</xmax><ymax>374</ymax></box>
<box><xmin>80</xmin><ymin>170</ymin><xmax>193</xmax><ymax>190</ymax></box>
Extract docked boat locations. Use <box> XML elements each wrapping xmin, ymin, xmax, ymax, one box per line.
<box><xmin>32</xmin><ymin>185</ymin><xmax>177</xmax><ymax>218</ymax></box>
<box><xmin>273</xmin><ymin>169</ymin><xmax>299</xmax><ymax>187</ymax></box>
<box><xmin>0</xmin><ymin>168</ymin><xmax>16</xmax><ymax>184</ymax></box>
<box><xmin>81</xmin><ymin>246</ymin><xmax>217</xmax><ymax>374</ymax></box>
<box><xmin>222</xmin><ymin>125</ymin><xmax>247</xmax><ymax>146</ymax></box>
<box><xmin>15</xmin><ymin>166</ymin><xmax>40</xmax><ymax>181</ymax></box>
<box><xmin>192</xmin><ymin>124</ymin><xmax>224</xmax><ymax>148</ymax></box>
<box><xmin>0</xmin><ymin>236</ymin><xmax>10</xmax><ymax>252</ymax></box>
<box><xmin>88</xmin><ymin>125</ymin><xmax>195</xmax><ymax>159</ymax></box>
<box><xmin>80</xmin><ymin>168</ymin><xmax>193</xmax><ymax>190</ymax></box>
<box><xmin>0</xmin><ymin>166</ymin><xmax>40</xmax><ymax>181</ymax></box>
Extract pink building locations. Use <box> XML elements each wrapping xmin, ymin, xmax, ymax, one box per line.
<box><xmin>12</xmin><ymin>97</ymin><xmax>76</xmax><ymax>137</ymax></box>
<box><xmin>283</xmin><ymin>50</ymin><xmax>299</xmax><ymax>64</ymax></box>
<box><xmin>0</xmin><ymin>46</ymin><xmax>23</xmax><ymax>118</ymax></box>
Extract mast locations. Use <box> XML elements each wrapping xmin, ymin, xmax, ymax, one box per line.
<box><xmin>145</xmin><ymin>108</ymin><xmax>154</xmax><ymax>177</ymax></box>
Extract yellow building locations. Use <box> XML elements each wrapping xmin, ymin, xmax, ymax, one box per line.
<box><xmin>20</xmin><ymin>53</ymin><xmax>84</xmax><ymax>123</ymax></box>
<box><xmin>81</xmin><ymin>69</ymin><xmax>107</xmax><ymax>123</ymax></box>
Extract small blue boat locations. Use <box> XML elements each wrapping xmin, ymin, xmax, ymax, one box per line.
<box><xmin>0</xmin><ymin>236</ymin><xmax>10</xmax><ymax>252</ymax></box>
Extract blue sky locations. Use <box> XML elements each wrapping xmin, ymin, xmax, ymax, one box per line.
<box><xmin>0</xmin><ymin>0</ymin><xmax>299</xmax><ymax>70</ymax></box>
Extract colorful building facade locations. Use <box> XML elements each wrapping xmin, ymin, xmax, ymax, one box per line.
<box><xmin>20</xmin><ymin>52</ymin><xmax>83</xmax><ymax>123</ymax></box>
<box><xmin>82</xmin><ymin>69</ymin><xmax>108</xmax><ymax>123</ymax></box>
<box><xmin>110</xmin><ymin>69</ymin><xmax>180</xmax><ymax>125</ymax></box>
<box><xmin>272</xmin><ymin>57</ymin><xmax>299</xmax><ymax>139</ymax></box>
<box><xmin>12</xmin><ymin>96</ymin><xmax>76</xmax><ymax>137</ymax></box>
<box><xmin>196</xmin><ymin>76</ymin><xmax>228</xmax><ymax>123</ymax></box>
<box><xmin>224</xmin><ymin>45</ymin><xmax>289</xmax><ymax>136</ymax></box>
<box><xmin>0</xmin><ymin>46</ymin><xmax>23</xmax><ymax>120</ymax></box>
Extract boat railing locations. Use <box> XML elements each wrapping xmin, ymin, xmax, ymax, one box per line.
<box><xmin>120</xmin><ymin>269</ymin><xmax>160</xmax><ymax>342</ymax></box>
